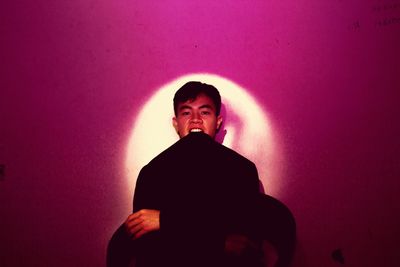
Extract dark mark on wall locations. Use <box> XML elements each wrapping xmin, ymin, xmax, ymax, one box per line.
<box><xmin>372</xmin><ymin>2</ymin><xmax>400</xmax><ymax>12</ymax></box>
<box><xmin>332</xmin><ymin>248</ymin><xmax>345</xmax><ymax>264</ymax></box>
<box><xmin>372</xmin><ymin>2</ymin><xmax>400</xmax><ymax>27</ymax></box>
<box><xmin>0</xmin><ymin>164</ymin><xmax>5</xmax><ymax>181</ymax></box>
<box><xmin>348</xmin><ymin>20</ymin><xmax>361</xmax><ymax>31</ymax></box>
<box><xmin>376</xmin><ymin>16</ymin><xmax>400</xmax><ymax>26</ymax></box>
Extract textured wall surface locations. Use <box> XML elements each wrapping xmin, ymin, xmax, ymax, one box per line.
<box><xmin>1</xmin><ymin>1</ymin><xmax>399</xmax><ymax>266</ymax></box>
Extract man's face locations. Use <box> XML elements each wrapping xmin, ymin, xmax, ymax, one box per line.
<box><xmin>173</xmin><ymin>94</ymin><xmax>223</xmax><ymax>139</ymax></box>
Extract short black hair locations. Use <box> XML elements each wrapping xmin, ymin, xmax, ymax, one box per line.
<box><xmin>173</xmin><ymin>81</ymin><xmax>221</xmax><ymax>116</ymax></box>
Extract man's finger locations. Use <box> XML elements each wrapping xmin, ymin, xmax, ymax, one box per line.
<box><xmin>126</xmin><ymin>210</ymin><xmax>145</xmax><ymax>222</ymax></box>
<box><xmin>126</xmin><ymin>217</ymin><xmax>144</xmax><ymax>228</ymax></box>
<box><xmin>133</xmin><ymin>228</ymin><xmax>148</xmax><ymax>240</ymax></box>
<box><xmin>130</xmin><ymin>222</ymin><xmax>144</xmax><ymax>236</ymax></box>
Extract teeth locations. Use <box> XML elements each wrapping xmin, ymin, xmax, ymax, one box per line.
<box><xmin>190</xmin><ymin>128</ymin><xmax>203</xmax><ymax>132</ymax></box>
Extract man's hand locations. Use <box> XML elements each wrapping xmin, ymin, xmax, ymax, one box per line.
<box><xmin>125</xmin><ymin>209</ymin><xmax>160</xmax><ymax>239</ymax></box>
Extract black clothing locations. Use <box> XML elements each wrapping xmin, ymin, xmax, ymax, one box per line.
<box><xmin>108</xmin><ymin>132</ymin><xmax>262</xmax><ymax>267</ymax></box>
<box><xmin>134</xmin><ymin>132</ymin><xmax>260</xmax><ymax>267</ymax></box>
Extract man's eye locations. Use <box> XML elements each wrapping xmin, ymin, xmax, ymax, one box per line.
<box><xmin>182</xmin><ymin>111</ymin><xmax>190</xmax><ymax>116</ymax></box>
<box><xmin>201</xmin><ymin>111</ymin><xmax>211</xmax><ymax>115</ymax></box>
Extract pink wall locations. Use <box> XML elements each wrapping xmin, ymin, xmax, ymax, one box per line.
<box><xmin>1</xmin><ymin>1</ymin><xmax>399</xmax><ymax>266</ymax></box>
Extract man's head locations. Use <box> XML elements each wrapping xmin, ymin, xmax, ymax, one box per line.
<box><xmin>173</xmin><ymin>81</ymin><xmax>223</xmax><ymax>139</ymax></box>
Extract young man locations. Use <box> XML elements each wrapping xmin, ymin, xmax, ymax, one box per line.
<box><xmin>108</xmin><ymin>81</ymin><xmax>263</xmax><ymax>267</ymax></box>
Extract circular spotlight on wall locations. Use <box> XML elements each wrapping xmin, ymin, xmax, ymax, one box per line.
<box><xmin>126</xmin><ymin>73</ymin><xmax>282</xmax><ymax>197</ymax></box>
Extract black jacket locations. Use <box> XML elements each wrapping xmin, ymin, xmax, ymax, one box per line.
<box><xmin>108</xmin><ymin>132</ymin><xmax>261</xmax><ymax>267</ymax></box>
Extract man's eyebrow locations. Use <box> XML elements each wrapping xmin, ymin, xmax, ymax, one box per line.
<box><xmin>178</xmin><ymin>105</ymin><xmax>192</xmax><ymax>111</ymax></box>
<box><xmin>199</xmin><ymin>104</ymin><xmax>214</xmax><ymax>110</ymax></box>
<box><xmin>178</xmin><ymin>104</ymin><xmax>215</xmax><ymax>111</ymax></box>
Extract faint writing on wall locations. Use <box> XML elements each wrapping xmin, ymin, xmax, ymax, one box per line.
<box><xmin>372</xmin><ymin>1</ymin><xmax>400</xmax><ymax>27</ymax></box>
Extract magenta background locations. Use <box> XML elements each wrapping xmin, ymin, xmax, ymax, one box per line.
<box><xmin>1</xmin><ymin>1</ymin><xmax>400</xmax><ymax>266</ymax></box>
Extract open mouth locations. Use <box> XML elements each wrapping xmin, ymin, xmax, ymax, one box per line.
<box><xmin>190</xmin><ymin>128</ymin><xmax>203</xmax><ymax>133</ymax></box>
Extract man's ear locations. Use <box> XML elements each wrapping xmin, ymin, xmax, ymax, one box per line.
<box><xmin>172</xmin><ymin>117</ymin><xmax>179</xmax><ymax>133</ymax></box>
<box><xmin>216</xmin><ymin>115</ymin><xmax>223</xmax><ymax>131</ymax></box>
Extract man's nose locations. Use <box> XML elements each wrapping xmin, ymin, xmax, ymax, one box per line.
<box><xmin>191</xmin><ymin>113</ymin><xmax>202</xmax><ymax>123</ymax></box>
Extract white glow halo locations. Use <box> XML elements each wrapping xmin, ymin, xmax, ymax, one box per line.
<box><xmin>125</xmin><ymin>73</ymin><xmax>281</xmax><ymax>197</ymax></box>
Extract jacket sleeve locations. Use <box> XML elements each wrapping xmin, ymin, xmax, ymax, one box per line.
<box><xmin>106</xmin><ymin>165</ymin><xmax>155</xmax><ymax>267</ymax></box>
<box><xmin>132</xmin><ymin>165</ymin><xmax>162</xmax><ymax>212</ymax></box>
<box><xmin>106</xmin><ymin>223</ymin><xmax>137</xmax><ymax>267</ymax></box>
